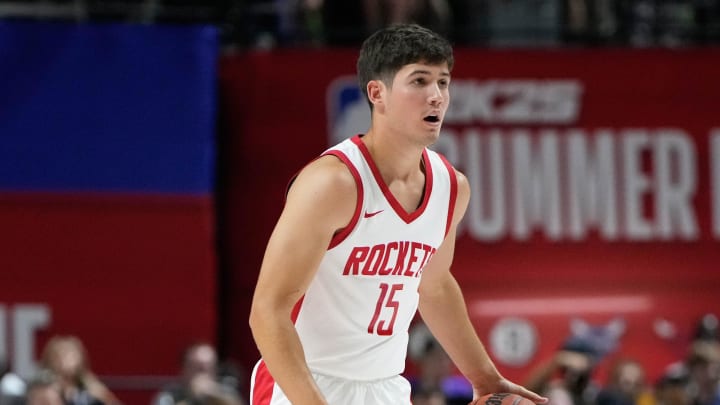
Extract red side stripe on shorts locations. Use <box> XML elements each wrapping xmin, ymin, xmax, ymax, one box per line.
<box><xmin>252</xmin><ymin>360</ymin><xmax>275</xmax><ymax>405</ymax></box>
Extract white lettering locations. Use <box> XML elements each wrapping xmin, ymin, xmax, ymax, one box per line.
<box><xmin>445</xmin><ymin>127</ymin><xmax>703</xmax><ymax>242</ymax></box>
<box><xmin>0</xmin><ymin>304</ymin><xmax>51</xmax><ymax>379</ymax></box>
<box><xmin>567</xmin><ymin>130</ymin><xmax>618</xmax><ymax>240</ymax></box>
<box><xmin>446</xmin><ymin>80</ymin><xmax>583</xmax><ymax>125</ymax></box>
<box><xmin>622</xmin><ymin>131</ymin><xmax>653</xmax><ymax>240</ymax></box>
<box><xmin>653</xmin><ymin>130</ymin><xmax>698</xmax><ymax>240</ymax></box>
<box><xmin>712</xmin><ymin>129</ymin><xmax>720</xmax><ymax>239</ymax></box>
<box><xmin>0</xmin><ymin>307</ymin><xmax>6</xmax><ymax>367</ymax></box>
<box><xmin>511</xmin><ymin>130</ymin><xmax>562</xmax><ymax>240</ymax></box>
<box><xmin>465</xmin><ymin>130</ymin><xmax>506</xmax><ymax>241</ymax></box>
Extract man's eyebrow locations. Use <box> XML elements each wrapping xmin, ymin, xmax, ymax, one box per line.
<box><xmin>408</xmin><ymin>69</ymin><xmax>451</xmax><ymax>77</ymax></box>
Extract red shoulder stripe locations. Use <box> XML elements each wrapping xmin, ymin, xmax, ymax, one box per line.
<box><xmin>438</xmin><ymin>153</ymin><xmax>458</xmax><ymax>237</ymax></box>
<box><xmin>322</xmin><ymin>150</ymin><xmax>363</xmax><ymax>249</ymax></box>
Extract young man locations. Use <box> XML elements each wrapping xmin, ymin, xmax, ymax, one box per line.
<box><xmin>249</xmin><ymin>23</ymin><xmax>548</xmax><ymax>405</ymax></box>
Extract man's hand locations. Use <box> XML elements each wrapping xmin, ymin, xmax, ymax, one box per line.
<box><xmin>470</xmin><ymin>378</ymin><xmax>549</xmax><ymax>405</ymax></box>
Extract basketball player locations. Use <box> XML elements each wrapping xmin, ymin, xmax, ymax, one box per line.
<box><xmin>248</xmin><ymin>23</ymin><xmax>548</xmax><ymax>405</ymax></box>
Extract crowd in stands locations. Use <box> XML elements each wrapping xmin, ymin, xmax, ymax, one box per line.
<box><xmin>0</xmin><ymin>335</ymin><xmax>121</xmax><ymax>405</ymax></box>
<box><xmin>1</xmin><ymin>0</ymin><xmax>719</xmax><ymax>48</ymax></box>
<box><xmin>0</xmin><ymin>314</ymin><xmax>717</xmax><ymax>404</ymax></box>
<box><xmin>232</xmin><ymin>0</ymin><xmax>720</xmax><ymax>48</ymax></box>
<box><xmin>407</xmin><ymin>313</ymin><xmax>720</xmax><ymax>405</ymax></box>
<box><xmin>0</xmin><ymin>338</ymin><xmax>244</xmax><ymax>405</ymax></box>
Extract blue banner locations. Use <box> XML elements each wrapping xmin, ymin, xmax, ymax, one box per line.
<box><xmin>0</xmin><ymin>21</ymin><xmax>217</xmax><ymax>194</ymax></box>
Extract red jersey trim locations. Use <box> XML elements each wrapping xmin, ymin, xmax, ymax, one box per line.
<box><xmin>351</xmin><ymin>135</ymin><xmax>433</xmax><ymax>224</ymax></box>
<box><xmin>321</xmin><ymin>150</ymin><xmax>364</xmax><ymax>250</ymax></box>
<box><xmin>291</xmin><ymin>296</ymin><xmax>305</xmax><ymax>323</ymax></box>
<box><xmin>438</xmin><ymin>153</ymin><xmax>458</xmax><ymax>237</ymax></box>
<box><xmin>251</xmin><ymin>360</ymin><xmax>275</xmax><ymax>405</ymax></box>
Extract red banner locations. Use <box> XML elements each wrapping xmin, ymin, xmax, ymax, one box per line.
<box><xmin>0</xmin><ymin>194</ymin><xmax>217</xmax><ymax>403</ymax></box>
<box><xmin>219</xmin><ymin>49</ymin><xmax>720</xmax><ymax>388</ymax></box>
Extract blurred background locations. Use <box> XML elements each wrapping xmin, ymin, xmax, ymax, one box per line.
<box><xmin>1</xmin><ymin>1</ymin><xmax>719</xmax><ymax>405</ymax></box>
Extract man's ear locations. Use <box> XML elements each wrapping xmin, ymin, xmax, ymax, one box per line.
<box><xmin>367</xmin><ymin>80</ymin><xmax>385</xmax><ymax>111</ymax></box>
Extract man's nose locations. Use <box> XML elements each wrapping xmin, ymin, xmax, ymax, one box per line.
<box><xmin>428</xmin><ymin>85</ymin><xmax>443</xmax><ymax>106</ymax></box>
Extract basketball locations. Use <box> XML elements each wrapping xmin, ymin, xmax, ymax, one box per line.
<box><xmin>476</xmin><ymin>393</ymin><xmax>536</xmax><ymax>405</ymax></box>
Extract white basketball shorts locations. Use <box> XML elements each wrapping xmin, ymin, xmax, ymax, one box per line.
<box><xmin>250</xmin><ymin>360</ymin><xmax>412</xmax><ymax>405</ymax></box>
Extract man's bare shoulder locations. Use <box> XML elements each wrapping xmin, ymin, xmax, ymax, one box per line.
<box><xmin>291</xmin><ymin>154</ymin><xmax>358</xmax><ymax>197</ymax></box>
<box><xmin>284</xmin><ymin>155</ymin><xmax>358</xmax><ymax>231</ymax></box>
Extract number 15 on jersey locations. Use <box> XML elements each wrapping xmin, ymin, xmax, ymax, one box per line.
<box><xmin>368</xmin><ymin>283</ymin><xmax>403</xmax><ymax>336</ymax></box>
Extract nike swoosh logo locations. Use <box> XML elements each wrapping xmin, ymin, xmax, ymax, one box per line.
<box><xmin>364</xmin><ymin>210</ymin><xmax>384</xmax><ymax>218</ymax></box>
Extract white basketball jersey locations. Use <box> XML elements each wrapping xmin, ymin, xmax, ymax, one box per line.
<box><xmin>293</xmin><ymin>135</ymin><xmax>458</xmax><ymax>381</ymax></box>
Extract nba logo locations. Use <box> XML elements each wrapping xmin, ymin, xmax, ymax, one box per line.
<box><xmin>326</xmin><ymin>75</ymin><xmax>370</xmax><ymax>146</ymax></box>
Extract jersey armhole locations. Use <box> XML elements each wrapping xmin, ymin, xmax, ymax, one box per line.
<box><xmin>321</xmin><ymin>150</ymin><xmax>364</xmax><ymax>249</ymax></box>
<box><xmin>438</xmin><ymin>153</ymin><xmax>458</xmax><ymax>238</ymax></box>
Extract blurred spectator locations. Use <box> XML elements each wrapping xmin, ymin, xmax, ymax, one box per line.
<box><xmin>363</xmin><ymin>0</ymin><xmax>451</xmax><ymax>35</ymax></box>
<box><xmin>284</xmin><ymin>0</ymin><xmax>325</xmax><ymax>46</ymax></box>
<box><xmin>407</xmin><ymin>322</ymin><xmax>473</xmax><ymax>405</ymax></box>
<box><xmin>624</xmin><ymin>0</ymin><xmax>697</xmax><ymax>47</ymax></box>
<box><xmin>151</xmin><ymin>342</ymin><xmax>244</xmax><ymax>405</ymax></box>
<box><xmin>525</xmin><ymin>337</ymin><xmax>601</xmax><ymax>405</ymax></box>
<box><xmin>685</xmin><ymin>340</ymin><xmax>720</xmax><ymax>405</ymax></box>
<box><xmin>0</xmin><ymin>356</ymin><xmax>25</xmax><ymax>405</ymax></box>
<box><xmin>413</xmin><ymin>387</ymin><xmax>448</xmax><ymax>405</ymax></box>
<box><xmin>485</xmin><ymin>0</ymin><xmax>562</xmax><ymax>47</ymax></box>
<box><xmin>694</xmin><ymin>314</ymin><xmax>719</xmax><ymax>342</ymax></box>
<box><xmin>445</xmin><ymin>0</ymin><xmax>490</xmax><ymax>45</ymax></box>
<box><xmin>562</xmin><ymin>0</ymin><xmax>621</xmax><ymax>44</ymax></box>
<box><xmin>322</xmin><ymin>0</ymin><xmax>451</xmax><ymax>46</ymax></box>
<box><xmin>319</xmin><ymin>0</ymin><xmax>368</xmax><ymax>45</ymax></box>
<box><xmin>24</xmin><ymin>369</ymin><xmax>63</xmax><ymax>405</ymax></box>
<box><xmin>654</xmin><ymin>314</ymin><xmax>720</xmax><ymax>405</ymax></box>
<box><xmin>654</xmin><ymin>363</ymin><xmax>691</xmax><ymax>405</ymax></box>
<box><xmin>596</xmin><ymin>358</ymin><xmax>648</xmax><ymax>405</ymax></box>
<box><xmin>694</xmin><ymin>0</ymin><xmax>720</xmax><ymax>44</ymax></box>
<box><xmin>40</xmin><ymin>335</ymin><xmax>121</xmax><ymax>405</ymax></box>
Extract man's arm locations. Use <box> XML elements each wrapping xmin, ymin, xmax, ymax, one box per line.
<box><xmin>248</xmin><ymin>156</ymin><xmax>357</xmax><ymax>405</ymax></box>
<box><xmin>417</xmin><ymin>170</ymin><xmax>547</xmax><ymax>404</ymax></box>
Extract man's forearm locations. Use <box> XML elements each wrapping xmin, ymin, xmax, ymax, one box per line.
<box><xmin>418</xmin><ymin>276</ymin><xmax>501</xmax><ymax>385</ymax></box>
<box><xmin>250</xmin><ymin>311</ymin><xmax>328</xmax><ymax>405</ymax></box>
